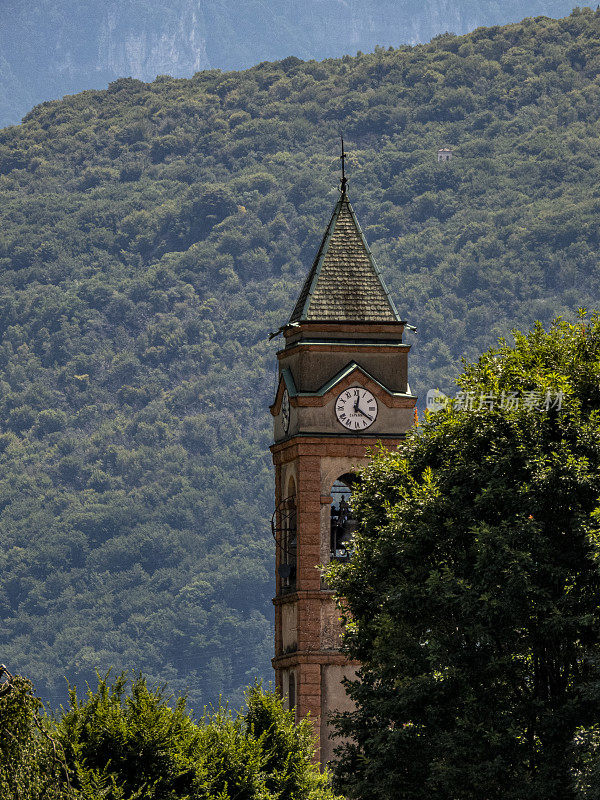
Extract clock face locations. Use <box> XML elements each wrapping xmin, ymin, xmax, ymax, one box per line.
<box><xmin>336</xmin><ymin>387</ymin><xmax>378</xmax><ymax>430</ymax></box>
<box><xmin>281</xmin><ymin>388</ymin><xmax>290</xmax><ymax>433</ymax></box>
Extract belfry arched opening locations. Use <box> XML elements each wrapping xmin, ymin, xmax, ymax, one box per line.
<box><xmin>330</xmin><ymin>474</ymin><xmax>357</xmax><ymax>562</ymax></box>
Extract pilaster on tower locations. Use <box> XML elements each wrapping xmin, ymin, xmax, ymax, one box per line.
<box><xmin>270</xmin><ymin>166</ymin><xmax>416</xmax><ymax>766</ymax></box>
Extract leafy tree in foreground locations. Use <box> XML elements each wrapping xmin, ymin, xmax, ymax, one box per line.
<box><xmin>0</xmin><ymin>666</ymin><xmax>337</xmax><ymax>800</ymax></box>
<box><xmin>55</xmin><ymin>673</ymin><xmax>338</xmax><ymax>800</ymax></box>
<box><xmin>329</xmin><ymin>315</ymin><xmax>600</xmax><ymax>800</ymax></box>
<box><xmin>0</xmin><ymin>664</ymin><xmax>70</xmax><ymax>800</ymax></box>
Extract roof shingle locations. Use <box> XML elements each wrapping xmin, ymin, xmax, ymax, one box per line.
<box><xmin>289</xmin><ymin>193</ymin><xmax>400</xmax><ymax>323</ymax></box>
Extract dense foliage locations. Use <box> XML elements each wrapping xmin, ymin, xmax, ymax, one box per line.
<box><xmin>0</xmin><ymin>669</ymin><xmax>336</xmax><ymax>800</ymax></box>
<box><xmin>0</xmin><ymin>665</ymin><xmax>69</xmax><ymax>800</ymax></box>
<box><xmin>329</xmin><ymin>315</ymin><xmax>600</xmax><ymax>799</ymax></box>
<box><xmin>3</xmin><ymin>9</ymin><xmax>600</xmax><ymax>710</ymax></box>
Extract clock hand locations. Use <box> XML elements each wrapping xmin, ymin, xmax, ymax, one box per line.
<box><xmin>356</xmin><ymin>394</ymin><xmax>372</xmax><ymax>417</ymax></box>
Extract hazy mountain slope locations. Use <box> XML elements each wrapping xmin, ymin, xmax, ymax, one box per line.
<box><xmin>0</xmin><ymin>0</ymin><xmax>591</xmax><ymax>128</ymax></box>
<box><xmin>2</xmin><ymin>9</ymin><xmax>600</xmax><ymax>710</ymax></box>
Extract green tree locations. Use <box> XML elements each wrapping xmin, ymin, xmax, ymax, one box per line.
<box><xmin>244</xmin><ymin>684</ymin><xmax>335</xmax><ymax>800</ymax></box>
<box><xmin>329</xmin><ymin>316</ymin><xmax>600</xmax><ymax>800</ymax></box>
<box><xmin>55</xmin><ymin>672</ymin><xmax>339</xmax><ymax>800</ymax></box>
<box><xmin>0</xmin><ymin>664</ymin><xmax>71</xmax><ymax>800</ymax></box>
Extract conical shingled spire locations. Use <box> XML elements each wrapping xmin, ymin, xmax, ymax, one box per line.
<box><xmin>289</xmin><ymin>191</ymin><xmax>400</xmax><ymax>324</ymax></box>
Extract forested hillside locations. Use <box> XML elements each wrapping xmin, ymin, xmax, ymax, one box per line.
<box><xmin>0</xmin><ymin>0</ymin><xmax>589</xmax><ymax>128</ymax></box>
<box><xmin>2</xmin><ymin>9</ymin><xmax>600</xmax><ymax>710</ymax></box>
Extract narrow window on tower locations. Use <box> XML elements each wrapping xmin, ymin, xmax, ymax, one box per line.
<box><xmin>330</xmin><ymin>474</ymin><xmax>358</xmax><ymax>561</ymax></box>
<box><xmin>289</xmin><ymin>671</ymin><xmax>296</xmax><ymax>718</ymax></box>
<box><xmin>281</xmin><ymin>477</ymin><xmax>297</xmax><ymax>591</ymax></box>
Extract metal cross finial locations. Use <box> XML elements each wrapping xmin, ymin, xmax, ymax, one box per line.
<box><xmin>340</xmin><ymin>136</ymin><xmax>348</xmax><ymax>195</ymax></box>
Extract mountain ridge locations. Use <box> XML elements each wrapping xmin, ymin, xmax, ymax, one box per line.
<box><xmin>0</xmin><ymin>0</ymin><xmax>592</xmax><ymax>128</ymax></box>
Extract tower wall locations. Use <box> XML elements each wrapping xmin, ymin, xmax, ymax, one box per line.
<box><xmin>271</xmin><ymin>436</ymin><xmax>406</xmax><ymax>763</ymax></box>
<box><xmin>279</xmin><ymin>341</ymin><xmax>410</xmax><ymax>394</ymax></box>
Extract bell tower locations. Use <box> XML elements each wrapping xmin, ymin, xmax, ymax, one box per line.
<box><xmin>270</xmin><ymin>162</ymin><xmax>416</xmax><ymax>765</ymax></box>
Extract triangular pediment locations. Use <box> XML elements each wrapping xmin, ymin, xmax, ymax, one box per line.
<box><xmin>309</xmin><ymin>362</ymin><xmax>402</xmax><ymax>404</ymax></box>
<box><xmin>270</xmin><ymin>369</ymin><xmax>297</xmax><ymax>416</ymax></box>
<box><xmin>271</xmin><ymin>362</ymin><xmax>415</xmax><ymax>416</ymax></box>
